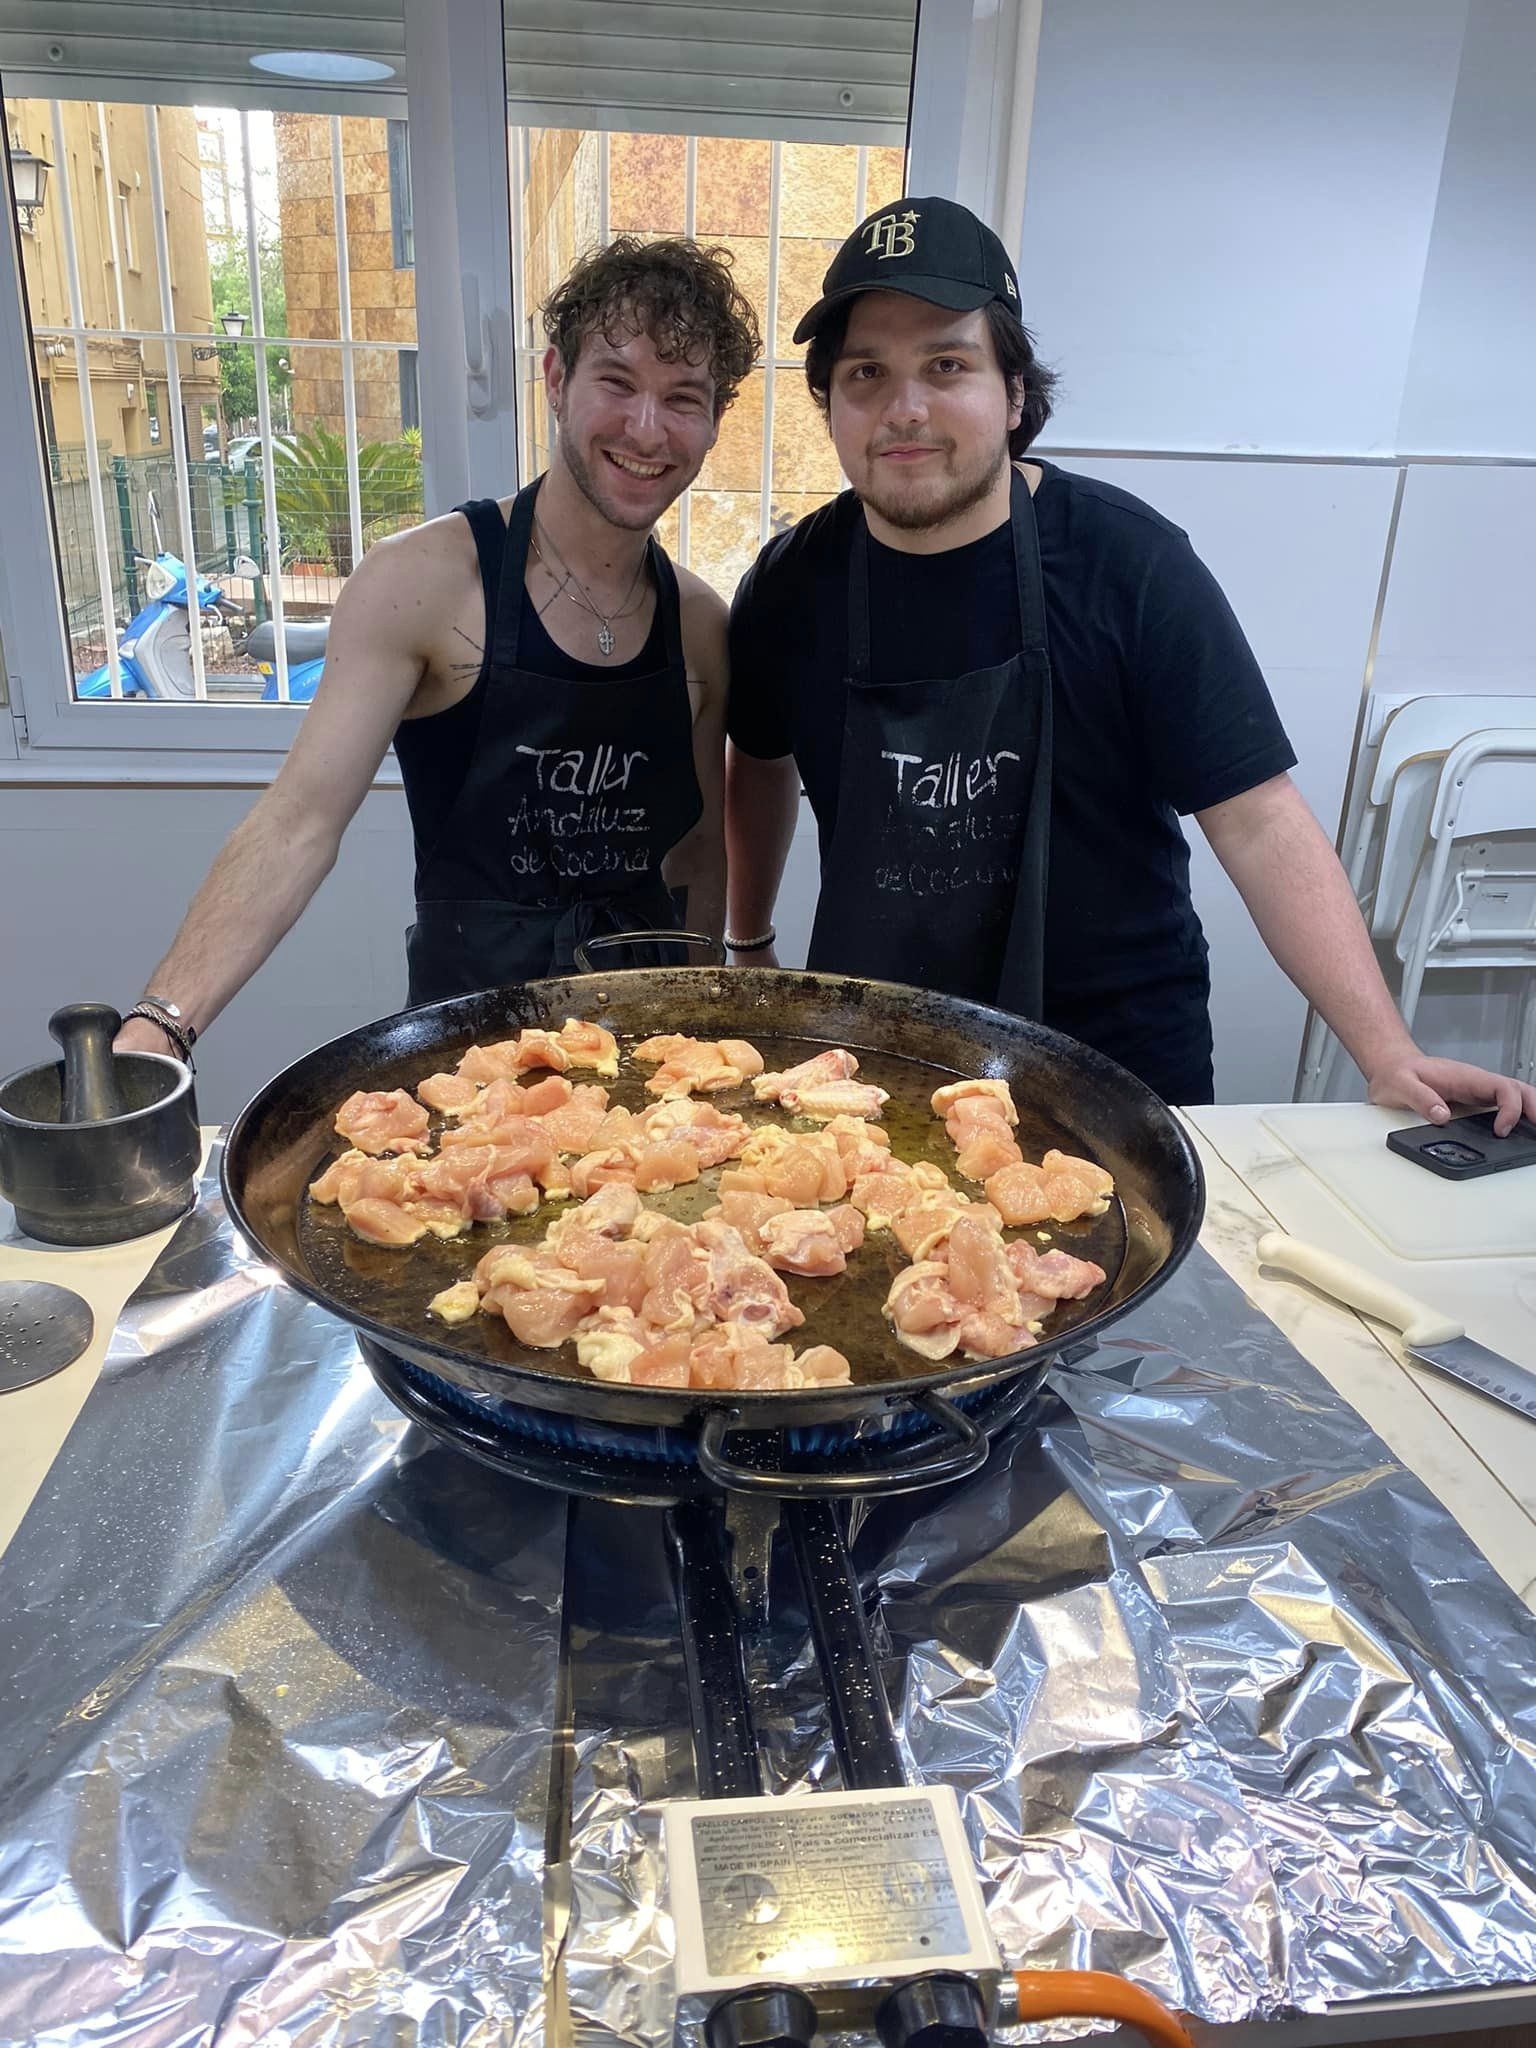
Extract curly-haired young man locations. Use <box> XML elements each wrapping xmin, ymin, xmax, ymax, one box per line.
<box><xmin>116</xmin><ymin>239</ymin><xmax>761</xmax><ymax>1055</ymax></box>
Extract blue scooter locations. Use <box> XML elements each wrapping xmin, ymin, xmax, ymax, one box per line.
<box><xmin>77</xmin><ymin>552</ymin><xmax>243</xmax><ymax>700</ymax></box>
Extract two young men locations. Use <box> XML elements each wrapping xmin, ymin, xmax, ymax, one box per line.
<box><xmin>119</xmin><ymin>203</ymin><xmax>1535</xmax><ymax>1130</ymax></box>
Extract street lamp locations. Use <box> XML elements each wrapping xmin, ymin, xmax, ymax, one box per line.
<box><xmin>10</xmin><ymin>142</ymin><xmax>51</xmax><ymax>232</ymax></box>
<box><xmin>193</xmin><ymin>313</ymin><xmax>246</xmax><ymax>360</ymax></box>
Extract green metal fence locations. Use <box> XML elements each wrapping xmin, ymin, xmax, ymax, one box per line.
<box><xmin>50</xmin><ymin>442</ymin><xmax>425</xmax><ymax>652</ymax></box>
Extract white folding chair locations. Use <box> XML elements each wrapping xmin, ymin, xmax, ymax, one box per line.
<box><xmin>1395</xmin><ymin>728</ymin><xmax>1536</xmax><ymax>1081</ymax></box>
<box><xmin>1297</xmin><ymin>693</ymin><xmax>1536</xmax><ymax>1098</ymax></box>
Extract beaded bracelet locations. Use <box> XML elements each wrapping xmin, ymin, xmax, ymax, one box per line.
<box><xmin>724</xmin><ymin>928</ymin><xmax>776</xmax><ymax>953</ymax></box>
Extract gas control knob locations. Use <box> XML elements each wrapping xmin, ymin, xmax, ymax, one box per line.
<box><xmin>875</xmin><ymin>1973</ymin><xmax>987</xmax><ymax>2048</ymax></box>
<box><xmin>705</xmin><ymin>1985</ymin><xmax>818</xmax><ymax>2048</ymax></box>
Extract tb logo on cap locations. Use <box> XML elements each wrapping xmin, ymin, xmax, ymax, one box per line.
<box><xmin>863</xmin><ymin>208</ymin><xmax>920</xmax><ymax>260</ymax></box>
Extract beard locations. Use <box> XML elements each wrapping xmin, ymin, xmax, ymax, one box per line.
<box><xmin>558</xmin><ymin>430</ymin><xmax>670</xmax><ymax>534</ymax></box>
<box><xmin>854</xmin><ymin>435</ymin><xmax>1010</xmax><ymax>533</ymax></box>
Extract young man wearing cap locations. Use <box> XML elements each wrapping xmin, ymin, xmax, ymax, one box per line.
<box><xmin>723</xmin><ymin>197</ymin><xmax>1535</xmax><ymax>1130</ymax></box>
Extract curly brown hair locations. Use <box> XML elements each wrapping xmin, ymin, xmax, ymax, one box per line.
<box><xmin>541</xmin><ymin>236</ymin><xmax>762</xmax><ymax>417</ymax></box>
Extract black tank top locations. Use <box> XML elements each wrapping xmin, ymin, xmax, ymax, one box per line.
<box><xmin>393</xmin><ymin>507</ymin><xmax>667</xmax><ymax>865</ymax></box>
<box><xmin>395</xmin><ymin>487</ymin><xmax>704</xmax><ymax>1004</ymax></box>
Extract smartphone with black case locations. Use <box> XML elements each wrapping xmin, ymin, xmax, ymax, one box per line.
<box><xmin>1387</xmin><ymin>1110</ymin><xmax>1536</xmax><ymax>1181</ymax></box>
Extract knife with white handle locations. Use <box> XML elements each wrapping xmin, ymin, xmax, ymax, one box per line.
<box><xmin>1256</xmin><ymin>1231</ymin><xmax>1536</xmax><ymax>1424</ymax></box>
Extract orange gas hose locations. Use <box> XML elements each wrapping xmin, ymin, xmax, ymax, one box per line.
<box><xmin>1011</xmin><ymin>1969</ymin><xmax>1197</xmax><ymax>2047</ymax></box>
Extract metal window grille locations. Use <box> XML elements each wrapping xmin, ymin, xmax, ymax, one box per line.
<box><xmin>24</xmin><ymin>100</ymin><xmax>421</xmax><ymax>708</ymax></box>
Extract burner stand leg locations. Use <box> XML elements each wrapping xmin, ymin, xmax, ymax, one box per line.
<box><xmin>786</xmin><ymin>1499</ymin><xmax>905</xmax><ymax>1791</ymax></box>
<box><xmin>665</xmin><ymin>1500</ymin><xmax>763</xmax><ymax>1798</ymax></box>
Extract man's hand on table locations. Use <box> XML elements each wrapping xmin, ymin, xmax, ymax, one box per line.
<box><xmin>1367</xmin><ymin>1052</ymin><xmax>1536</xmax><ymax>1137</ymax></box>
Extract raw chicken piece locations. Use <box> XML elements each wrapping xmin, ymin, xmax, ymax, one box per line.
<box><xmin>689</xmin><ymin>1323</ymin><xmax>797</xmax><ymax>1390</ymax></box>
<box><xmin>416</xmin><ymin>1071</ymin><xmax>483</xmax><ymax>1116</ymax></box>
<box><xmin>475</xmin><ymin>1244</ymin><xmax>604</xmax><ymax>1348</ymax></box>
<box><xmin>695</xmin><ymin>1219</ymin><xmax>804</xmax><ymax>1338</ymax></box>
<box><xmin>561</xmin><ymin>1181</ymin><xmax>642</xmax><ymax>1238</ymax></box>
<box><xmin>637</xmin><ymin>1098</ymin><xmax>752</xmax><ymax>1167</ymax></box>
<box><xmin>309</xmin><ymin>1150</ymin><xmax>467</xmax><ymax>1241</ymax></box>
<box><xmin>1008</xmin><ymin>1241</ymin><xmax>1107</xmax><ymax>1300</ymax></box>
<box><xmin>752</xmin><ymin>1047</ymin><xmax>858</xmax><ymax>1109</ymax></box>
<box><xmin>946</xmin><ymin>1213</ymin><xmax>1024</xmax><ymax>1323</ymax></box>
<box><xmin>568</xmin><ymin>1139</ymin><xmax>702</xmax><ymax>1198</ymax></box>
<box><xmin>931</xmin><ymin>1078</ymin><xmax>1019</xmax><ymax>1122</ymax></box>
<box><xmin>789</xmin><ymin>1344</ymin><xmax>853</xmax><ymax>1386</ymax></box>
<box><xmin>849</xmin><ymin>1158</ymin><xmax>954</xmax><ymax>1231</ymax></box>
<box><xmin>823</xmin><ymin>1115</ymin><xmax>895</xmax><ymax>1179</ymax></box>
<box><xmin>884</xmin><ymin>1262</ymin><xmax>964</xmax><ymax>1360</ymax></box>
<box><xmin>457</xmin><ymin>1036</ymin><xmax>566</xmax><ymax>1084</ymax></box>
<box><xmin>709</xmin><ymin>1188</ymin><xmax>795</xmax><ymax>1248</ymax></box>
<box><xmin>737</xmin><ymin>1127</ymin><xmax>847</xmax><ymax>1204</ymax></box>
<box><xmin>532</xmin><ymin>1084</ymin><xmax>612</xmax><ymax>1156</ymax></box>
<box><xmin>795</xmin><ymin>1079</ymin><xmax>890</xmax><ymax>1121</ymax></box>
<box><xmin>891</xmin><ymin>1187</ymin><xmax>1001</xmax><ymax>1262</ymax></box>
<box><xmin>639</xmin><ymin>1230</ymin><xmax>713</xmax><ymax>1332</ymax></box>
<box><xmin>884</xmin><ymin>1224</ymin><xmax>1043</xmax><ymax>1364</ymax></box>
<box><xmin>757</xmin><ymin>1203</ymin><xmax>866</xmax><ymax>1276</ymax></box>
<box><xmin>343</xmin><ymin>1198</ymin><xmax>431</xmax><ymax>1248</ymax></box>
<box><xmin>334</xmin><ymin>1088</ymin><xmax>431</xmax><ymax>1156</ymax></box>
<box><xmin>551</xmin><ymin>1227</ymin><xmax>648</xmax><ymax>1311</ymax></box>
<box><xmin>985</xmin><ymin>1150</ymin><xmax>1115</xmax><ymax>1227</ymax></box>
<box><xmin>954</xmin><ymin>1126</ymin><xmax>1024</xmax><ymax>1182</ymax></box>
<box><xmin>555</xmin><ymin>1018</ymin><xmax>620</xmax><ymax>1078</ymax></box>
<box><xmin>935</xmin><ymin>1082</ymin><xmax>1024</xmax><ymax>1181</ymax></box>
<box><xmin>633</xmin><ymin>1034</ymin><xmax>766</xmax><ymax>1099</ymax></box>
<box><xmin>453</xmin><ymin>1020</ymin><xmax>616</xmax><ymax>1085</ymax></box>
<box><xmin>575</xmin><ymin>1319</ymin><xmax>646</xmax><ymax>1383</ymax></box>
<box><xmin>517</xmin><ymin>1073</ymin><xmax>577</xmax><ymax>1117</ymax></box>
<box><xmin>428</xmin><ymin>1280</ymin><xmax>480</xmax><ymax>1324</ymax></box>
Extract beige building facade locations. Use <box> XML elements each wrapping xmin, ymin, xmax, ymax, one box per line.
<box><xmin>521</xmin><ymin>131</ymin><xmax>905</xmax><ymax>595</ymax></box>
<box><xmin>273</xmin><ymin>113</ymin><xmax>418</xmax><ymax>448</ymax></box>
<box><xmin>6</xmin><ymin>97</ymin><xmax>219</xmax><ymax>457</ymax></box>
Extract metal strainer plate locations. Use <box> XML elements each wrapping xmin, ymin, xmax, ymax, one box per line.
<box><xmin>0</xmin><ymin>1280</ymin><xmax>95</xmax><ymax>1393</ymax></box>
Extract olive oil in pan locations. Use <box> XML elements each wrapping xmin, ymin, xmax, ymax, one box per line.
<box><xmin>297</xmin><ymin>1032</ymin><xmax>1128</xmax><ymax>1388</ymax></box>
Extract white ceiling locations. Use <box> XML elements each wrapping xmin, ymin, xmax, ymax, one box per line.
<box><xmin>0</xmin><ymin>0</ymin><xmax>915</xmax><ymax>142</ymax></box>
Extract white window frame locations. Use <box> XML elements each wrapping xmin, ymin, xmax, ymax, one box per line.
<box><xmin>3</xmin><ymin>0</ymin><xmax>1032</xmax><ymax>774</ymax></box>
<box><xmin>0</xmin><ymin>0</ymin><xmax>518</xmax><ymax>770</ymax></box>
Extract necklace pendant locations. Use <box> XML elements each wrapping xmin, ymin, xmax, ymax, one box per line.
<box><xmin>597</xmin><ymin>624</ymin><xmax>615</xmax><ymax>656</ymax></box>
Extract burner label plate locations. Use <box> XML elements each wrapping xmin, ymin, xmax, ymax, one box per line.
<box><xmin>688</xmin><ymin>1796</ymin><xmax>968</xmax><ymax>1976</ymax></box>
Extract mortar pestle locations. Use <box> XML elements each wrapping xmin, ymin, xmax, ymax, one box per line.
<box><xmin>0</xmin><ymin>1005</ymin><xmax>201</xmax><ymax>1246</ymax></box>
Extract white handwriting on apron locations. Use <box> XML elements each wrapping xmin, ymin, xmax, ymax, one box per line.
<box><xmin>508</xmin><ymin>744</ymin><xmax>655</xmax><ymax>880</ymax></box>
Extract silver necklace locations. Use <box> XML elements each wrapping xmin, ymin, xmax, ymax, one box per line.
<box><xmin>532</xmin><ymin>519</ymin><xmax>648</xmax><ymax>658</ymax></box>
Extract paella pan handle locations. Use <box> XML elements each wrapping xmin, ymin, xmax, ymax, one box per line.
<box><xmin>572</xmin><ymin>930</ymin><xmax>724</xmax><ymax>973</ymax></box>
<box><xmin>695</xmin><ymin>1390</ymin><xmax>989</xmax><ymax>1500</ymax></box>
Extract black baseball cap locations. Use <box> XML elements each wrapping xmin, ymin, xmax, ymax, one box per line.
<box><xmin>792</xmin><ymin>195</ymin><xmax>1023</xmax><ymax>345</ymax></box>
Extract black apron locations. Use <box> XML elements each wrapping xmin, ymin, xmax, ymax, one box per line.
<box><xmin>404</xmin><ymin>480</ymin><xmax>703</xmax><ymax>1005</ymax></box>
<box><xmin>806</xmin><ymin>468</ymin><xmax>1054</xmax><ymax>1018</ymax></box>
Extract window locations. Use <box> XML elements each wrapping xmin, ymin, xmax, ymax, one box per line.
<box><xmin>387</xmin><ymin>118</ymin><xmax>413</xmax><ymax>270</ymax></box>
<box><xmin>5</xmin><ymin>94</ymin><xmax>421</xmax><ymax>716</ymax></box>
<box><xmin>117</xmin><ymin>184</ymin><xmax>136</xmax><ymax>271</ymax></box>
<box><xmin>1</xmin><ymin>0</ymin><xmax>922</xmax><ymax>761</ymax></box>
<box><xmin>510</xmin><ymin>131</ymin><xmax>908</xmax><ymax>600</ymax></box>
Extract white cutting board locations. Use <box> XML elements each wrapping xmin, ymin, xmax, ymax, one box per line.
<box><xmin>1260</xmin><ymin>1104</ymin><xmax>1536</xmax><ymax>1261</ymax></box>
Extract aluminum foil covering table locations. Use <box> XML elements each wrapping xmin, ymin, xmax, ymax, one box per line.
<box><xmin>560</xmin><ymin>1245</ymin><xmax>1536</xmax><ymax>2041</ymax></box>
<box><xmin>0</xmin><ymin>1157</ymin><xmax>568</xmax><ymax>2048</ymax></box>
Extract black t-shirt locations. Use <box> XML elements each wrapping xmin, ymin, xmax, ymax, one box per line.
<box><xmin>727</xmin><ymin>462</ymin><xmax>1296</xmax><ymax>1101</ymax></box>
